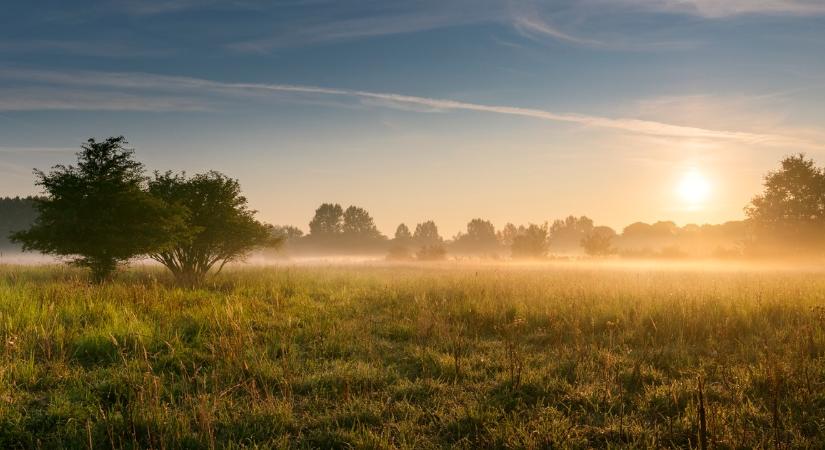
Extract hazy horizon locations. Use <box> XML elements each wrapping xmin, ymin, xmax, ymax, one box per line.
<box><xmin>2</xmin><ymin>1</ymin><xmax>825</xmax><ymax>236</ymax></box>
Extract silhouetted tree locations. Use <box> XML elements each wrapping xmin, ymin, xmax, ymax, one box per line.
<box><xmin>387</xmin><ymin>223</ymin><xmax>413</xmax><ymax>261</ymax></box>
<box><xmin>272</xmin><ymin>225</ymin><xmax>304</xmax><ymax>241</ymax></box>
<box><xmin>549</xmin><ymin>215</ymin><xmax>594</xmax><ymax>253</ymax></box>
<box><xmin>342</xmin><ymin>205</ymin><xmax>382</xmax><ymax>239</ymax></box>
<box><xmin>497</xmin><ymin>223</ymin><xmax>519</xmax><ymax>248</ymax></box>
<box><xmin>511</xmin><ymin>223</ymin><xmax>548</xmax><ymax>259</ymax></box>
<box><xmin>309</xmin><ymin>203</ymin><xmax>343</xmax><ymax>237</ymax></box>
<box><xmin>619</xmin><ymin>220</ymin><xmax>679</xmax><ymax>253</ymax></box>
<box><xmin>11</xmin><ymin>137</ymin><xmax>184</xmax><ymax>281</ymax></box>
<box><xmin>414</xmin><ymin>220</ymin><xmax>442</xmax><ymax>245</ymax></box>
<box><xmin>148</xmin><ymin>171</ymin><xmax>278</xmax><ymax>285</ymax></box>
<box><xmin>746</xmin><ymin>154</ymin><xmax>825</xmax><ymax>255</ymax></box>
<box><xmin>581</xmin><ymin>226</ymin><xmax>617</xmax><ymax>256</ymax></box>
<box><xmin>394</xmin><ymin>223</ymin><xmax>412</xmax><ymax>242</ymax></box>
<box><xmin>452</xmin><ymin>218</ymin><xmax>500</xmax><ymax>255</ymax></box>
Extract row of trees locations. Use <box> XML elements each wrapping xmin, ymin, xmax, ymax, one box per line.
<box><xmin>269</xmin><ymin>153</ymin><xmax>825</xmax><ymax>260</ymax></box>
<box><xmin>0</xmin><ymin>197</ymin><xmax>37</xmax><ymax>249</ymax></box>
<box><xmin>271</xmin><ymin>210</ymin><xmax>747</xmax><ymax>260</ymax></box>
<box><xmin>6</xmin><ymin>138</ymin><xmax>825</xmax><ymax>278</ymax></box>
<box><xmin>10</xmin><ymin>137</ymin><xmax>278</xmax><ymax>283</ymax></box>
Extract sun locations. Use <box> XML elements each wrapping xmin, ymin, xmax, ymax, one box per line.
<box><xmin>677</xmin><ymin>169</ymin><xmax>711</xmax><ymax>205</ymax></box>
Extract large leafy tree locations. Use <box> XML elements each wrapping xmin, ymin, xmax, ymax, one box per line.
<box><xmin>511</xmin><ymin>223</ymin><xmax>548</xmax><ymax>259</ymax></box>
<box><xmin>746</xmin><ymin>154</ymin><xmax>825</xmax><ymax>255</ymax></box>
<box><xmin>581</xmin><ymin>226</ymin><xmax>617</xmax><ymax>256</ymax></box>
<box><xmin>309</xmin><ymin>203</ymin><xmax>344</xmax><ymax>237</ymax></box>
<box><xmin>452</xmin><ymin>218</ymin><xmax>499</xmax><ymax>254</ymax></box>
<box><xmin>549</xmin><ymin>215</ymin><xmax>594</xmax><ymax>253</ymax></box>
<box><xmin>413</xmin><ymin>220</ymin><xmax>441</xmax><ymax>245</ymax></box>
<box><xmin>148</xmin><ymin>171</ymin><xmax>278</xmax><ymax>285</ymax></box>
<box><xmin>394</xmin><ymin>223</ymin><xmax>412</xmax><ymax>242</ymax></box>
<box><xmin>12</xmin><ymin>137</ymin><xmax>183</xmax><ymax>281</ymax></box>
<box><xmin>342</xmin><ymin>205</ymin><xmax>382</xmax><ymax>239</ymax></box>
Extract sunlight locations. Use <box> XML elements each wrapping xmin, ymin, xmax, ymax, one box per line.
<box><xmin>677</xmin><ymin>169</ymin><xmax>711</xmax><ymax>206</ymax></box>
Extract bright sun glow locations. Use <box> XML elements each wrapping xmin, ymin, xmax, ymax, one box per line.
<box><xmin>678</xmin><ymin>169</ymin><xmax>711</xmax><ymax>205</ymax></box>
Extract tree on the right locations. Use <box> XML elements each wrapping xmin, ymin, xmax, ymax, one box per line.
<box><xmin>746</xmin><ymin>154</ymin><xmax>825</xmax><ymax>256</ymax></box>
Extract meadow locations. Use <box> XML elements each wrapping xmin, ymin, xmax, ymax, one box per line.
<box><xmin>0</xmin><ymin>262</ymin><xmax>823</xmax><ymax>449</ymax></box>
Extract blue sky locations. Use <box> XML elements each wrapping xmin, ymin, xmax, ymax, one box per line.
<box><xmin>2</xmin><ymin>0</ymin><xmax>825</xmax><ymax>235</ymax></box>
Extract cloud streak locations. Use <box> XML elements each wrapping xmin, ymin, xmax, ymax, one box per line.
<box><xmin>0</xmin><ymin>68</ymin><xmax>819</xmax><ymax>148</ymax></box>
<box><xmin>603</xmin><ymin>0</ymin><xmax>825</xmax><ymax>17</ymax></box>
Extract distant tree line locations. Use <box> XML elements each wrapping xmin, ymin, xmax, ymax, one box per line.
<box><xmin>266</xmin><ymin>153</ymin><xmax>825</xmax><ymax>260</ymax></box>
<box><xmin>6</xmin><ymin>144</ymin><xmax>825</xmax><ymax>270</ymax></box>
<box><xmin>0</xmin><ymin>197</ymin><xmax>38</xmax><ymax>249</ymax></box>
<box><xmin>266</xmin><ymin>208</ymin><xmax>751</xmax><ymax>261</ymax></box>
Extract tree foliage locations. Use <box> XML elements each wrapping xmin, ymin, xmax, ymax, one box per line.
<box><xmin>746</xmin><ymin>154</ymin><xmax>825</xmax><ymax>254</ymax></box>
<box><xmin>11</xmin><ymin>137</ymin><xmax>183</xmax><ymax>281</ymax></box>
<box><xmin>148</xmin><ymin>171</ymin><xmax>278</xmax><ymax>285</ymax></box>
<box><xmin>413</xmin><ymin>220</ymin><xmax>441</xmax><ymax>246</ymax></box>
<box><xmin>394</xmin><ymin>223</ymin><xmax>412</xmax><ymax>242</ymax></box>
<box><xmin>452</xmin><ymin>218</ymin><xmax>500</xmax><ymax>255</ymax></box>
<box><xmin>309</xmin><ymin>203</ymin><xmax>343</xmax><ymax>237</ymax></box>
<box><xmin>549</xmin><ymin>215</ymin><xmax>594</xmax><ymax>253</ymax></box>
<box><xmin>342</xmin><ymin>206</ymin><xmax>383</xmax><ymax>239</ymax></box>
<box><xmin>511</xmin><ymin>223</ymin><xmax>548</xmax><ymax>259</ymax></box>
<box><xmin>581</xmin><ymin>226</ymin><xmax>617</xmax><ymax>256</ymax></box>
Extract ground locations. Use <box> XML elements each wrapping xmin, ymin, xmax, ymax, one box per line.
<box><xmin>0</xmin><ymin>262</ymin><xmax>823</xmax><ymax>448</ymax></box>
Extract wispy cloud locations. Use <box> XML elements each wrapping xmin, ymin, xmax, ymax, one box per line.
<box><xmin>510</xmin><ymin>14</ymin><xmax>699</xmax><ymax>51</ymax></box>
<box><xmin>0</xmin><ymin>86</ymin><xmax>211</xmax><ymax>112</ymax></box>
<box><xmin>511</xmin><ymin>16</ymin><xmax>606</xmax><ymax>47</ymax></box>
<box><xmin>227</xmin><ymin>2</ymin><xmax>497</xmax><ymax>52</ymax></box>
<box><xmin>602</xmin><ymin>0</ymin><xmax>825</xmax><ymax>18</ymax></box>
<box><xmin>0</xmin><ymin>68</ymin><xmax>818</xmax><ymax>149</ymax></box>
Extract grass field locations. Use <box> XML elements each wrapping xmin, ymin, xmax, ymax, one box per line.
<box><xmin>1</xmin><ymin>262</ymin><xmax>824</xmax><ymax>448</ymax></box>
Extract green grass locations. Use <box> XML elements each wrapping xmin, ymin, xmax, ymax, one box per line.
<box><xmin>1</xmin><ymin>263</ymin><xmax>824</xmax><ymax>448</ymax></box>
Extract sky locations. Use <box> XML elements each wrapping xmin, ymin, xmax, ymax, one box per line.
<box><xmin>1</xmin><ymin>0</ymin><xmax>824</xmax><ymax>237</ymax></box>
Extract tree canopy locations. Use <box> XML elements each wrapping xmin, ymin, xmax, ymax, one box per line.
<box><xmin>746</xmin><ymin>154</ymin><xmax>825</xmax><ymax>255</ymax></box>
<box><xmin>452</xmin><ymin>218</ymin><xmax>499</xmax><ymax>255</ymax></box>
<box><xmin>12</xmin><ymin>137</ymin><xmax>184</xmax><ymax>281</ymax></box>
<box><xmin>581</xmin><ymin>226</ymin><xmax>617</xmax><ymax>256</ymax></box>
<box><xmin>413</xmin><ymin>221</ymin><xmax>441</xmax><ymax>245</ymax></box>
<box><xmin>394</xmin><ymin>223</ymin><xmax>412</xmax><ymax>242</ymax></box>
<box><xmin>309</xmin><ymin>203</ymin><xmax>344</xmax><ymax>237</ymax></box>
<box><xmin>511</xmin><ymin>224</ymin><xmax>548</xmax><ymax>259</ymax></box>
<box><xmin>148</xmin><ymin>171</ymin><xmax>278</xmax><ymax>285</ymax></box>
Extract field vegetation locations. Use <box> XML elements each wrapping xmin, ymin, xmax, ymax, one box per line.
<box><xmin>1</xmin><ymin>263</ymin><xmax>823</xmax><ymax>448</ymax></box>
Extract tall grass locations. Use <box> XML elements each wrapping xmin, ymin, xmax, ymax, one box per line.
<box><xmin>0</xmin><ymin>263</ymin><xmax>823</xmax><ymax>448</ymax></box>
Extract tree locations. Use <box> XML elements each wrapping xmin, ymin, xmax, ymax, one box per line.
<box><xmin>12</xmin><ymin>137</ymin><xmax>183</xmax><ymax>281</ymax></box>
<box><xmin>746</xmin><ymin>154</ymin><xmax>825</xmax><ymax>255</ymax></box>
<box><xmin>511</xmin><ymin>223</ymin><xmax>548</xmax><ymax>259</ymax></box>
<box><xmin>581</xmin><ymin>226</ymin><xmax>617</xmax><ymax>256</ymax></box>
<box><xmin>342</xmin><ymin>205</ymin><xmax>383</xmax><ymax>239</ymax></box>
<box><xmin>387</xmin><ymin>223</ymin><xmax>414</xmax><ymax>261</ymax></box>
<box><xmin>272</xmin><ymin>225</ymin><xmax>304</xmax><ymax>241</ymax></box>
<box><xmin>497</xmin><ymin>223</ymin><xmax>519</xmax><ymax>248</ymax></box>
<box><xmin>148</xmin><ymin>171</ymin><xmax>278</xmax><ymax>285</ymax></box>
<box><xmin>549</xmin><ymin>215</ymin><xmax>594</xmax><ymax>253</ymax></box>
<box><xmin>413</xmin><ymin>220</ymin><xmax>441</xmax><ymax>245</ymax></box>
<box><xmin>309</xmin><ymin>203</ymin><xmax>343</xmax><ymax>237</ymax></box>
<box><xmin>452</xmin><ymin>218</ymin><xmax>499</xmax><ymax>255</ymax></box>
<box><xmin>394</xmin><ymin>223</ymin><xmax>412</xmax><ymax>242</ymax></box>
